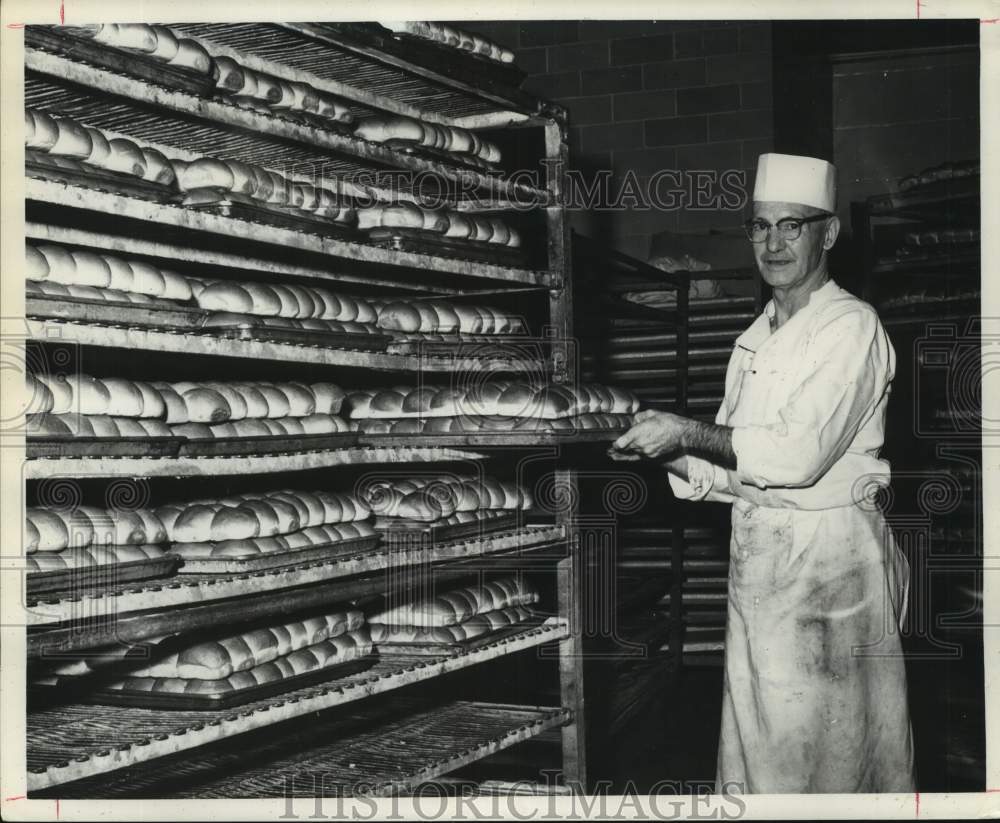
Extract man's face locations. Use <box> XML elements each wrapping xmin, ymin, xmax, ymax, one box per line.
<box><xmin>750</xmin><ymin>201</ymin><xmax>835</xmax><ymax>289</ymax></box>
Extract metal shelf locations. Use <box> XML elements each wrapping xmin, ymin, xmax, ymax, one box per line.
<box><xmin>26</xmin><ymin>630</ymin><xmax>568</xmax><ymax>792</ymax></box>
<box><xmin>25</xmin><ymin>525</ymin><xmax>566</xmax><ymax>636</ymax></box>
<box><xmin>26</xmin><ymin>318</ymin><xmax>546</xmax><ymax>373</ymax></box>
<box><xmin>27</xmin><ymin>178</ymin><xmax>552</xmax><ymax>287</ymax></box>
<box><xmin>26</xmin><ymin>47</ymin><xmax>549</xmax><ymax>209</ymax></box>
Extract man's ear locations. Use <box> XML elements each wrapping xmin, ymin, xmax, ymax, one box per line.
<box><xmin>823</xmin><ymin>215</ymin><xmax>841</xmax><ymax>250</ymax></box>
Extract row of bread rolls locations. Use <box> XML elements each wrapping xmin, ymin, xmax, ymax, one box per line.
<box><xmin>903</xmin><ymin>228</ymin><xmax>979</xmax><ymax>247</ymax></box>
<box><xmin>26</xmin><ymin>506</ymin><xmax>168</xmax><ymax>553</ymax></box>
<box><xmin>375</xmin><ymin>299</ymin><xmax>526</xmax><ymax>335</ymax></box>
<box><xmin>343</xmin><ymin>382</ymin><xmax>639</xmax><ymax>420</ymax></box>
<box><xmin>210</xmin><ymin>55</ymin><xmax>353</xmax><ymax>125</ymax></box>
<box><xmin>361</xmin><ymin>475</ymin><xmax>531</xmax><ymax>520</ymax></box>
<box><xmin>165</xmin><ymin>489</ymin><xmax>371</xmax><ymax>533</ymax></box>
<box><xmin>30</xmin><ymin>414</ymin><xmax>173</xmax><ymax>438</ymax></box>
<box><xmin>68</xmin><ymin>24</ymin><xmax>212</xmax><ymax>73</ymax></box>
<box><xmin>380</xmin><ymin>21</ymin><xmax>515</xmax><ymax>64</ymax></box>
<box><xmin>27</xmin><ymin>373</ymin><xmax>345</xmax><ymax>422</ymax></box>
<box><xmin>369</xmin><ymin>605</ymin><xmax>534</xmax><ymax>644</ymax></box>
<box><xmin>27</xmin><ymin>544</ymin><xmax>167</xmax><ymax>571</ymax></box>
<box><xmin>368</xmin><ymin>578</ymin><xmax>538</xmax><ymax>627</ymax></box>
<box><xmin>171</xmin><ymin>414</ymin><xmax>350</xmax><ymax>440</ymax></box>
<box><xmin>26</xmin><ymin>243</ymin><xmax>192</xmax><ymax>300</ymax></box>
<box><xmin>357</xmin><ymin>203</ymin><xmax>520</xmax><ymax>247</ymax></box>
<box><xmin>169</xmin><ymin>520</ymin><xmax>376</xmax><ymax>560</ymax></box>
<box><xmin>174</xmin><ymin>157</ymin><xmax>354</xmax><ymax>221</ymax></box>
<box><xmin>201</xmin><ymin>313</ymin><xmax>383</xmax><ymax>336</ymax></box>
<box><xmin>27</xmin><ymin>280</ymin><xmax>163</xmax><ymax>306</ymax></box>
<box><xmin>193</xmin><ymin>278</ymin><xmax>378</xmax><ymax>322</ymax></box>
<box><xmin>103</xmin><ymin>629</ymin><xmax>373</xmax><ymax>695</ymax></box>
<box><xmin>353</xmin><ymin>412</ymin><xmax>632</xmax><ymax>435</ymax></box>
<box><xmin>354</xmin><ymin>115</ymin><xmax>501</xmax><ymax>164</ymax></box>
<box><xmin>439</xmin><ymin>509</ymin><xmax>512</xmax><ymax>527</ymax></box>
<box><xmin>26</xmin><ymin>109</ymin><xmax>176</xmax><ymax>184</ymax></box>
<box><xmin>121</xmin><ymin>610</ymin><xmax>366</xmax><ymax>680</ymax></box>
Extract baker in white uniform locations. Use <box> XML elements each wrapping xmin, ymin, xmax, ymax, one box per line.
<box><xmin>612</xmin><ymin>153</ymin><xmax>914</xmax><ymax>793</ymax></box>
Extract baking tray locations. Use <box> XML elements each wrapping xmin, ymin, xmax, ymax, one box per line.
<box><xmin>177</xmin><ymin>431</ymin><xmax>359</xmax><ymax>457</ymax></box>
<box><xmin>27</xmin><ymin>435</ymin><xmax>184</xmax><ymax>459</ymax></box>
<box><xmin>26</xmin><ymin>25</ymin><xmax>217</xmax><ymax>96</ymax></box>
<box><xmin>201</xmin><ymin>318</ymin><xmax>393</xmax><ymax>352</ymax></box>
<box><xmin>182</xmin><ymin>190</ymin><xmax>357</xmax><ymax>239</ymax></box>
<box><xmin>25</xmin><ymin>294</ymin><xmax>208</xmax><ymax>329</ymax></box>
<box><xmin>25</xmin><ymin>151</ymin><xmax>178</xmax><ymax>204</ymax></box>
<box><xmin>373</xmin><ymin>619</ymin><xmax>547</xmax><ymax>657</ymax></box>
<box><xmin>39</xmin><ymin>655</ymin><xmax>376</xmax><ymax>710</ymax></box>
<box><xmin>386</xmin><ymin>335</ymin><xmax>541</xmax><ymax>359</ymax></box>
<box><xmin>363</xmin><ymin>227</ymin><xmax>528</xmax><ymax>268</ymax></box>
<box><xmin>376</xmin><ymin>511</ymin><xmax>519</xmax><ymax>544</ymax></box>
<box><xmin>171</xmin><ymin>534</ymin><xmax>381</xmax><ymax>574</ymax></box>
<box><xmin>355</xmin><ymin>417</ymin><xmax>631</xmax><ymax>447</ymax></box>
<box><xmin>26</xmin><ymin>555</ymin><xmax>179</xmax><ymax>595</ymax></box>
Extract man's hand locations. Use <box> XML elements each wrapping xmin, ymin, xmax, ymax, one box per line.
<box><xmin>612</xmin><ymin>410</ymin><xmax>690</xmax><ymax>460</ymax></box>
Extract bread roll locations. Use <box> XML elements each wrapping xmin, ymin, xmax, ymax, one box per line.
<box><xmin>195</xmin><ymin>282</ymin><xmax>253</xmax><ymax>314</ymax></box>
<box><xmin>174</xmin><ymin>158</ymin><xmax>235</xmax><ymax>192</ymax></box>
<box><xmin>168</xmin><ymin>39</ymin><xmax>212</xmax><ymax>74</ymax></box>
<box><xmin>103</xmin><ymin>139</ymin><xmax>147</xmax><ymax>178</ymax></box>
<box><xmin>26</xmin><ymin>244</ymin><xmax>50</xmax><ymax>282</ymax></box>
<box><xmin>139</xmin><ymin>148</ymin><xmax>176</xmax><ymax>186</ymax></box>
<box><xmin>245</xmin><ymin>283</ymin><xmax>283</xmax><ymax>316</ymax></box>
<box><xmin>212</xmin><ymin>55</ymin><xmax>246</xmax><ymax>94</ymax></box>
<box><xmin>137</xmin><ymin>419</ymin><xmax>172</xmax><ymax>437</ymax></box>
<box><xmin>444</xmin><ymin>212</ymin><xmax>474</xmax><ymax>240</ymax></box>
<box><xmin>376</xmin><ymin>301</ymin><xmax>422</xmax><ymax>333</ymax></box>
<box><xmin>28</xmin><ymin>509</ymin><xmax>70</xmax><ymax>552</ymax></box>
<box><xmin>99</xmin><ymin>378</ymin><xmax>144</xmax><ymax>417</ymax></box>
<box><xmin>275</xmin><ymin>383</ymin><xmax>315</xmax><ymax>417</ymax></box>
<box><xmin>171</xmin><ymin>421</ymin><xmax>213</xmax><ymax>439</ymax></box>
<box><xmin>114</xmin><ymin>417</ymin><xmax>148</xmax><ymax>437</ymax></box>
<box><xmin>25</xmin><ymin>110</ymin><xmax>58</xmax><ymax>151</ymax></box>
<box><xmin>93</xmin><ymin>23</ymin><xmax>158</xmax><ymax>52</ymax></box>
<box><xmin>203</xmin><ymin>383</ymin><xmax>248</xmax><ymax>421</ymax></box>
<box><xmin>25</xmin><ymin>374</ymin><xmax>55</xmax><ymax>415</ymax></box>
<box><xmin>149</xmin><ymin>25</ymin><xmax>180</xmax><ymax>62</ymax></box>
<box><xmin>180</xmin><ymin>386</ymin><xmax>231</xmax><ymax>424</ymax></box>
<box><xmin>83</xmin><ymin>126</ymin><xmax>112</xmax><ymax>167</ymax></box>
<box><xmin>49</xmin><ymin>118</ymin><xmax>93</xmax><ymax>159</ymax></box>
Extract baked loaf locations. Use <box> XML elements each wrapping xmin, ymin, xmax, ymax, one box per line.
<box><xmin>99</xmin><ymin>628</ymin><xmax>372</xmax><ymax>696</ymax></box>
<box><xmin>171</xmin><ymin>414</ymin><xmax>350</xmax><ymax>439</ymax></box>
<box><xmin>69</xmin><ymin>24</ymin><xmax>212</xmax><ymax>73</ymax></box>
<box><xmin>169</xmin><ymin>520</ymin><xmax>376</xmax><ymax>560</ymax></box>
<box><xmin>368</xmin><ymin>578</ymin><xmax>538</xmax><ymax>627</ymax></box>
<box><xmin>209</xmin><ymin>54</ymin><xmax>354</xmax><ymax>126</ymax></box>
<box><xmin>378</xmin><ymin>21</ymin><xmax>515</xmax><ymax>64</ymax></box>
<box><xmin>361</xmin><ymin>475</ymin><xmax>531</xmax><ymax>521</ymax></box>
<box><xmin>376</xmin><ymin>300</ymin><xmax>526</xmax><ymax>335</ymax></box>
<box><xmin>357</xmin><ymin>204</ymin><xmax>519</xmax><ymax>247</ymax></box>
<box><xmin>25</xmin><ymin>109</ymin><xmax>178</xmax><ymax>187</ymax></box>
<box><xmin>118</xmin><ymin>610</ymin><xmax>365</xmax><ymax>680</ymax></box>
<box><xmin>343</xmin><ymin>382</ymin><xmax>640</xmax><ymax>420</ymax></box>
<box><xmin>28</xmin><ymin>279</ymin><xmax>172</xmax><ymax>307</ymax></box>
<box><xmin>26</xmin><ymin>505</ymin><xmax>168</xmax><ymax>553</ymax></box>
<box><xmin>172</xmin><ymin>157</ymin><xmax>354</xmax><ymax>223</ymax></box>
<box><xmin>354</xmin><ymin>115</ymin><xmax>501</xmax><ymax>164</ymax></box>
<box><xmin>26</xmin><ymin>243</ymin><xmax>193</xmax><ymax>301</ymax></box>
<box><xmin>194</xmin><ymin>279</ymin><xmax>378</xmax><ymax>323</ymax></box>
<box><xmin>27</xmin><ymin>543</ymin><xmax>166</xmax><ymax>571</ymax></box>
<box><xmin>369</xmin><ymin>605</ymin><xmax>535</xmax><ymax>644</ymax></box>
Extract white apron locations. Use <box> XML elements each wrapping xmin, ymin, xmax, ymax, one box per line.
<box><xmin>670</xmin><ymin>280</ymin><xmax>915</xmax><ymax>793</ymax></box>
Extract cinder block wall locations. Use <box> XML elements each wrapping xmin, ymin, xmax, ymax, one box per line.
<box><xmin>460</xmin><ymin>20</ymin><xmax>774</xmax><ymax>260</ymax></box>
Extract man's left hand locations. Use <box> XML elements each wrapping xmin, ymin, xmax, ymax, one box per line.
<box><xmin>612</xmin><ymin>410</ymin><xmax>691</xmax><ymax>459</ymax></box>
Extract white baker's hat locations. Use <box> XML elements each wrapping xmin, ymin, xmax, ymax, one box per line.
<box><xmin>753</xmin><ymin>153</ymin><xmax>837</xmax><ymax>212</ymax></box>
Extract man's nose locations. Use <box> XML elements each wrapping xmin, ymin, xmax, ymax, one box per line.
<box><xmin>765</xmin><ymin>229</ymin><xmax>785</xmax><ymax>253</ymax></box>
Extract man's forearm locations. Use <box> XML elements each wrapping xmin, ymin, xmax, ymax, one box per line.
<box><xmin>682</xmin><ymin>420</ymin><xmax>737</xmax><ymax>470</ymax></box>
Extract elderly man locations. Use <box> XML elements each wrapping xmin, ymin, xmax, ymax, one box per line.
<box><xmin>612</xmin><ymin>153</ymin><xmax>914</xmax><ymax>793</ymax></box>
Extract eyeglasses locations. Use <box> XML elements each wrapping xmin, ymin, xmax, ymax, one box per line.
<box><xmin>744</xmin><ymin>214</ymin><xmax>829</xmax><ymax>243</ymax></box>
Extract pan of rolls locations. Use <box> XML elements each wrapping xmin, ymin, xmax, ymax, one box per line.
<box><xmin>357</xmin><ymin>203</ymin><xmax>525</xmax><ymax>267</ymax></box>
<box><xmin>346</xmin><ymin>380</ymin><xmax>640</xmax><ymax>444</ymax></box>
<box><xmin>31</xmin><ymin>609</ymin><xmax>375</xmax><ymax>708</ymax></box>
<box><xmin>366</xmin><ymin>577</ymin><xmax>544</xmax><ymax>655</ymax></box>
<box><xmin>355</xmin><ymin>114</ymin><xmax>502</xmax><ymax>172</ymax></box>
<box><xmin>25</xmin><ymin>373</ymin><xmax>356</xmax><ymax>457</ymax></box>
<box><xmin>161</xmin><ymin>488</ymin><xmax>377</xmax><ymax>573</ymax></box>
<box><xmin>359</xmin><ymin>473</ymin><xmax>531</xmax><ymax>541</ymax></box>
<box><xmin>25</xmin><ymin>503</ymin><xmax>179</xmax><ymax>594</ymax></box>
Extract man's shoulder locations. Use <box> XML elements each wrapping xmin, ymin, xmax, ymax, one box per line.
<box><xmin>813</xmin><ymin>284</ymin><xmax>883</xmax><ymax>330</ymax></box>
